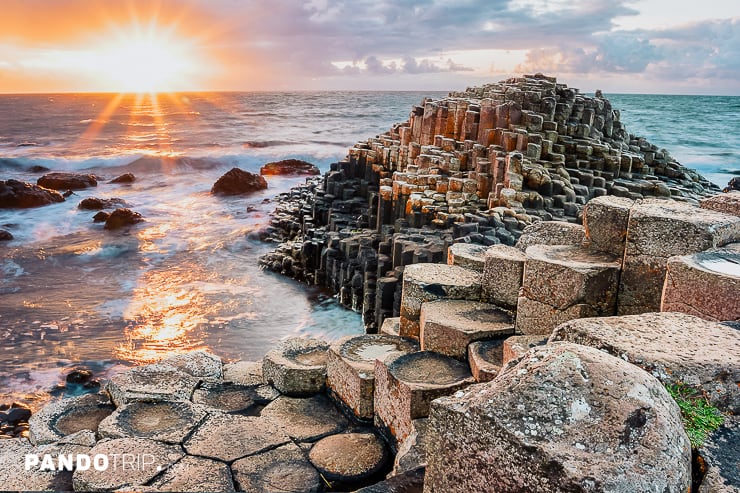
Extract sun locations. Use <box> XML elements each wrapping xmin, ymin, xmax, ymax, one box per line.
<box><xmin>94</xmin><ymin>22</ymin><xmax>198</xmax><ymax>94</ymax></box>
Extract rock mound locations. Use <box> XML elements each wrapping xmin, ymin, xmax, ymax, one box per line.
<box><xmin>104</xmin><ymin>208</ymin><xmax>144</xmax><ymax>230</ymax></box>
<box><xmin>110</xmin><ymin>172</ymin><xmax>136</xmax><ymax>184</ymax></box>
<box><xmin>78</xmin><ymin>197</ymin><xmax>127</xmax><ymax>210</ymax></box>
<box><xmin>37</xmin><ymin>172</ymin><xmax>97</xmax><ymax>190</ymax></box>
<box><xmin>0</xmin><ymin>179</ymin><xmax>64</xmax><ymax>208</ymax></box>
<box><xmin>260</xmin><ymin>159</ymin><xmax>321</xmax><ymax>176</ymax></box>
<box><xmin>212</xmin><ymin>167</ymin><xmax>267</xmax><ymax>195</ymax></box>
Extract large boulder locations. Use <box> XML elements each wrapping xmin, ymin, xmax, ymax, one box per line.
<box><xmin>37</xmin><ymin>172</ymin><xmax>97</xmax><ymax>190</ymax></box>
<box><xmin>425</xmin><ymin>342</ymin><xmax>691</xmax><ymax>493</ymax></box>
<box><xmin>104</xmin><ymin>208</ymin><xmax>144</xmax><ymax>230</ymax></box>
<box><xmin>211</xmin><ymin>167</ymin><xmax>267</xmax><ymax>195</ymax></box>
<box><xmin>259</xmin><ymin>159</ymin><xmax>320</xmax><ymax>176</ymax></box>
<box><xmin>0</xmin><ymin>179</ymin><xmax>64</xmax><ymax>208</ymax></box>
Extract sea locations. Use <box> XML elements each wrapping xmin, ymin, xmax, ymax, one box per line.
<box><xmin>0</xmin><ymin>91</ymin><xmax>737</xmax><ymax>407</ymax></box>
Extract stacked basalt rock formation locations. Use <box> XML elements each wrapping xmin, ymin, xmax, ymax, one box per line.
<box><xmin>260</xmin><ymin>74</ymin><xmax>720</xmax><ymax>331</ymax></box>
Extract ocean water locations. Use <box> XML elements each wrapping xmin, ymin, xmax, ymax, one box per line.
<box><xmin>0</xmin><ymin>91</ymin><xmax>736</xmax><ymax>406</ymax></box>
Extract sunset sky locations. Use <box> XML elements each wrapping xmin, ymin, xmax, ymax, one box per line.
<box><xmin>0</xmin><ymin>0</ymin><xmax>738</xmax><ymax>95</ymax></box>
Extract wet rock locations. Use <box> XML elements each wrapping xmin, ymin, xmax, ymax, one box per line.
<box><xmin>98</xmin><ymin>400</ymin><xmax>207</xmax><ymax>443</ymax></box>
<box><xmin>37</xmin><ymin>172</ymin><xmax>97</xmax><ymax>190</ymax></box>
<box><xmin>326</xmin><ymin>334</ymin><xmax>419</xmax><ymax>419</ymax></box>
<box><xmin>697</xmin><ymin>415</ymin><xmax>740</xmax><ymax>493</ymax></box>
<box><xmin>110</xmin><ymin>172</ymin><xmax>136</xmax><ymax>184</ymax></box>
<box><xmin>662</xmin><ymin>248</ymin><xmax>740</xmax><ymax>321</ymax></box>
<box><xmin>104</xmin><ymin>208</ymin><xmax>144</xmax><ymax>230</ymax></box>
<box><xmin>106</xmin><ymin>362</ymin><xmax>201</xmax><ymax>406</ymax></box>
<box><xmin>308</xmin><ymin>432</ymin><xmax>389</xmax><ymax>485</ymax></box>
<box><xmin>260</xmin><ymin>159</ymin><xmax>321</xmax><ymax>176</ymax></box>
<box><xmin>481</xmin><ymin>244</ymin><xmax>526</xmax><ymax>310</ymax></box>
<box><xmin>65</xmin><ymin>368</ymin><xmax>94</xmax><ymax>384</ymax></box>
<box><xmin>0</xmin><ymin>229</ymin><xmax>12</xmax><ymax>241</ymax></box>
<box><xmin>72</xmin><ymin>438</ymin><xmax>183</xmax><ymax>491</ymax></box>
<box><xmin>551</xmin><ymin>312</ymin><xmax>740</xmax><ymax>413</ymax></box>
<box><xmin>28</xmin><ymin>393</ymin><xmax>114</xmax><ymax>445</ymax></box>
<box><xmin>420</xmin><ymin>300</ymin><xmax>513</xmax><ymax>360</ymax></box>
<box><xmin>0</xmin><ymin>179</ymin><xmax>65</xmax><ymax>208</ymax></box>
<box><xmin>212</xmin><ymin>167</ymin><xmax>267</xmax><ymax>195</ymax></box>
<box><xmin>260</xmin><ymin>394</ymin><xmax>348</xmax><ymax>442</ymax></box>
<box><xmin>374</xmin><ymin>351</ymin><xmax>474</xmax><ymax>445</ymax></box>
<box><xmin>0</xmin><ymin>438</ymin><xmax>73</xmax><ymax>491</ymax></box>
<box><xmin>425</xmin><ymin>342</ymin><xmax>691</xmax><ymax>493</ymax></box>
<box><xmin>184</xmin><ymin>413</ymin><xmax>291</xmax><ymax>462</ymax></box>
<box><xmin>145</xmin><ymin>456</ymin><xmax>235</xmax><ymax>492</ymax></box>
<box><xmin>515</xmin><ymin>221</ymin><xmax>586</xmax><ymax>251</ymax></box>
<box><xmin>78</xmin><ymin>197</ymin><xmax>127</xmax><ymax>210</ymax></box>
<box><xmin>231</xmin><ymin>442</ymin><xmax>321</xmax><ymax>493</ymax></box>
<box><xmin>262</xmin><ymin>337</ymin><xmax>330</xmax><ymax>396</ymax></box>
<box><xmin>467</xmin><ymin>339</ymin><xmax>506</xmax><ymax>382</ymax></box>
<box><xmin>92</xmin><ymin>211</ymin><xmax>109</xmax><ymax>222</ymax></box>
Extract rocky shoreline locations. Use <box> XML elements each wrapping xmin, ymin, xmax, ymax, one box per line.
<box><xmin>2</xmin><ymin>75</ymin><xmax>739</xmax><ymax>492</ymax></box>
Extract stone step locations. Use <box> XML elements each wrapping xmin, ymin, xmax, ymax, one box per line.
<box><xmin>374</xmin><ymin>351</ymin><xmax>474</xmax><ymax>446</ymax></box>
<box><xmin>262</xmin><ymin>337</ymin><xmax>330</xmax><ymax>396</ymax></box>
<box><xmin>326</xmin><ymin>334</ymin><xmax>419</xmax><ymax>420</ymax></box>
<box><xmin>481</xmin><ymin>244</ymin><xmax>526</xmax><ymax>310</ymax></box>
<box><xmin>582</xmin><ymin>195</ymin><xmax>634</xmax><ymax>257</ymax></box>
<box><xmin>447</xmin><ymin>242</ymin><xmax>487</xmax><ymax>271</ymax></box>
<box><xmin>661</xmin><ymin>246</ymin><xmax>740</xmax><ymax>321</ymax></box>
<box><xmin>400</xmin><ymin>263</ymin><xmax>481</xmax><ymax>339</ymax></box>
<box><xmin>516</xmin><ymin>244</ymin><xmax>622</xmax><ymax>335</ymax></box>
<box><xmin>420</xmin><ymin>300</ymin><xmax>514</xmax><ymax>360</ymax></box>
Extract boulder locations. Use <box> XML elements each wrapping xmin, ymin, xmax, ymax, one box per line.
<box><xmin>259</xmin><ymin>159</ymin><xmax>320</xmax><ymax>176</ymax></box>
<box><xmin>0</xmin><ymin>179</ymin><xmax>64</xmax><ymax>208</ymax></box>
<box><xmin>92</xmin><ymin>211</ymin><xmax>109</xmax><ymax>222</ymax></box>
<box><xmin>110</xmin><ymin>172</ymin><xmax>136</xmax><ymax>184</ymax></box>
<box><xmin>550</xmin><ymin>312</ymin><xmax>740</xmax><ymax>413</ymax></box>
<box><xmin>78</xmin><ymin>197</ymin><xmax>127</xmax><ymax>210</ymax></box>
<box><xmin>37</xmin><ymin>172</ymin><xmax>97</xmax><ymax>190</ymax></box>
<box><xmin>104</xmin><ymin>208</ymin><xmax>144</xmax><ymax>230</ymax></box>
<box><xmin>0</xmin><ymin>229</ymin><xmax>12</xmax><ymax>241</ymax></box>
<box><xmin>425</xmin><ymin>342</ymin><xmax>691</xmax><ymax>493</ymax></box>
<box><xmin>231</xmin><ymin>443</ymin><xmax>321</xmax><ymax>493</ymax></box>
<box><xmin>211</xmin><ymin>167</ymin><xmax>267</xmax><ymax>195</ymax></box>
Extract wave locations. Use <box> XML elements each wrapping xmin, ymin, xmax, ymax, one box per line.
<box><xmin>719</xmin><ymin>168</ymin><xmax>740</xmax><ymax>175</ymax></box>
<box><xmin>243</xmin><ymin>140</ymin><xmax>294</xmax><ymax>148</ymax></box>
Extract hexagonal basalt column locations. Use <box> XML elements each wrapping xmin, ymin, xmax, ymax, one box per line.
<box><xmin>420</xmin><ymin>300</ymin><xmax>513</xmax><ymax>360</ymax></box>
<box><xmin>502</xmin><ymin>335</ymin><xmax>547</xmax><ymax>366</ymax></box>
<box><xmin>447</xmin><ymin>243</ymin><xmax>487</xmax><ymax>272</ymax></box>
<box><xmin>374</xmin><ymin>351</ymin><xmax>474</xmax><ymax>445</ymax></box>
<box><xmin>467</xmin><ymin>339</ymin><xmax>506</xmax><ymax>382</ymax></box>
<box><xmin>481</xmin><ymin>245</ymin><xmax>526</xmax><ymax>310</ymax></box>
<box><xmin>661</xmin><ymin>247</ymin><xmax>740</xmax><ymax>321</ymax></box>
<box><xmin>262</xmin><ymin>337</ymin><xmax>330</xmax><ymax>396</ymax></box>
<box><xmin>400</xmin><ymin>264</ymin><xmax>481</xmax><ymax>339</ymax></box>
<box><xmin>582</xmin><ymin>195</ymin><xmax>634</xmax><ymax>257</ymax></box>
<box><xmin>327</xmin><ymin>334</ymin><xmax>419</xmax><ymax>420</ymax></box>
<box><xmin>106</xmin><ymin>363</ymin><xmax>201</xmax><ymax>407</ymax></box>
<box><xmin>619</xmin><ymin>199</ymin><xmax>740</xmax><ymax>315</ymax></box>
<box><xmin>231</xmin><ymin>443</ymin><xmax>321</xmax><ymax>493</ymax></box>
<box><xmin>380</xmin><ymin>317</ymin><xmax>401</xmax><ymax>336</ymax></box>
<box><xmin>29</xmin><ymin>393</ymin><xmax>115</xmax><ymax>445</ymax></box>
<box><xmin>98</xmin><ymin>401</ymin><xmax>207</xmax><ymax>444</ymax></box>
<box><xmin>516</xmin><ymin>245</ymin><xmax>621</xmax><ymax>335</ymax></box>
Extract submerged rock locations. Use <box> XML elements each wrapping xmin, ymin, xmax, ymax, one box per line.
<box><xmin>78</xmin><ymin>197</ymin><xmax>127</xmax><ymax>210</ymax></box>
<box><xmin>0</xmin><ymin>179</ymin><xmax>64</xmax><ymax>208</ymax></box>
<box><xmin>260</xmin><ymin>159</ymin><xmax>320</xmax><ymax>176</ymax></box>
<box><xmin>211</xmin><ymin>167</ymin><xmax>267</xmax><ymax>195</ymax></box>
<box><xmin>37</xmin><ymin>172</ymin><xmax>97</xmax><ymax>190</ymax></box>
<box><xmin>0</xmin><ymin>229</ymin><xmax>12</xmax><ymax>241</ymax></box>
<box><xmin>92</xmin><ymin>211</ymin><xmax>109</xmax><ymax>223</ymax></box>
<box><xmin>104</xmin><ymin>208</ymin><xmax>144</xmax><ymax>230</ymax></box>
<box><xmin>110</xmin><ymin>172</ymin><xmax>136</xmax><ymax>184</ymax></box>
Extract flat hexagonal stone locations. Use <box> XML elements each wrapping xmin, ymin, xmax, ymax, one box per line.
<box><xmin>447</xmin><ymin>243</ymin><xmax>487</xmax><ymax>272</ymax></box>
<box><xmin>184</xmin><ymin>413</ymin><xmax>291</xmax><ymax>462</ymax></box>
<box><xmin>467</xmin><ymin>339</ymin><xmax>506</xmax><ymax>382</ymax></box>
<box><xmin>146</xmin><ymin>456</ymin><xmax>235</xmax><ymax>492</ymax></box>
<box><xmin>374</xmin><ymin>351</ymin><xmax>474</xmax><ymax>444</ymax></box>
<box><xmin>72</xmin><ymin>438</ymin><xmax>184</xmax><ymax>491</ymax></box>
<box><xmin>231</xmin><ymin>443</ymin><xmax>321</xmax><ymax>493</ymax></box>
<box><xmin>106</xmin><ymin>363</ymin><xmax>201</xmax><ymax>407</ymax></box>
<box><xmin>98</xmin><ymin>401</ymin><xmax>207</xmax><ymax>443</ymax></box>
<box><xmin>400</xmin><ymin>263</ymin><xmax>481</xmax><ymax>339</ymax></box>
<box><xmin>262</xmin><ymin>337</ymin><xmax>330</xmax><ymax>396</ymax></box>
<box><xmin>550</xmin><ymin>312</ymin><xmax>740</xmax><ymax>413</ymax></box>
<box><xmin>327</xmin><ymin>334</ymin><xmax>419</xmax><ymax>419</ymax></box>
<box><xmin>192</xmin><ymin>382</ymin><xmax>272</xmax><ymax>414</ymax></box>
<box><xmin>420</xmin><ymin>300</ymin><xmax>513</xmax><ymax>359</ymax></box>
<box><xmin>29</xmin><ymin>393</ymin><xmax>114</xmax><ymax>445</ymax></box>
<box><xmin>159</xmin><ymin>350</ymin><xmax>223</xmax><ymax>380</ymax></box>
<box><xmin>309</xmin><ymin>433</ymin><xmax>388</xmax><ymax>485</ymax></box>
<box><xmin>260</xmin><ymin>394</ymin><xmax>348</xmax><ymax>442</ymax></box>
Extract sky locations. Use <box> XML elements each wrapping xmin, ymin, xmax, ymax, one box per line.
<box><xmin>0</xmin><ymin>0</ymin><xmax>738</xmax><ymax>95</ymax></box>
